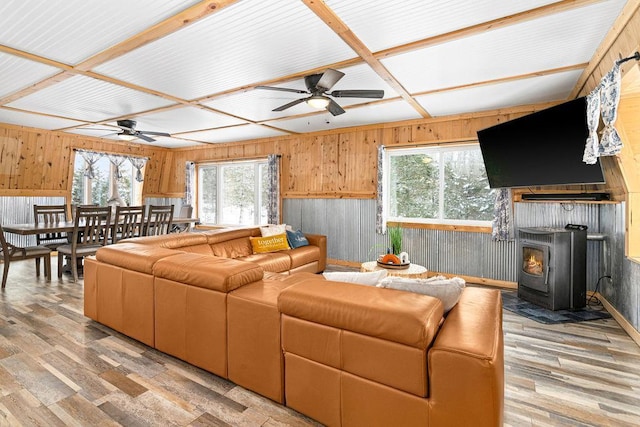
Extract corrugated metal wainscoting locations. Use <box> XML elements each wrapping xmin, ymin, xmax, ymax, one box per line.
<box><xmin>0</xmin><ymin>196</ymin><xmax>66</xmax><ymax>247</ymax></box>
<box><xmin>284</xmin><ymin>199</ymin><xmax>612</xmax><ymax>287</ymax></box>
<box><xmin>284</xmin><ymin>198</ymin><xmax>518</xmax><ymax>283</ymax></box>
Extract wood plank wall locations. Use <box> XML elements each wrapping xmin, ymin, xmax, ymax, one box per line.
<box><xmin>0</xmin><ymin>5</ymin><xmax>638</xmax><ymax>204</ymax></box>
<box><xmin>0</xmin><ymin>124</ymin><xmax>164</xmax><ymax>198</ymax></box>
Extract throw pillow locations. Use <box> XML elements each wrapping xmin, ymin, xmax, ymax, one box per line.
<box><xmin>378</xmin><ymin>275</ymin><xmax>465</xmax><ymax>312</ymax></box>
<box><xmin>286</xmin><ymin>229</ymin><xmax>309</xmax><ymax>248</ymax></box>
<box><xmin>250</xmin><ymin>233</ymin><xmax>291</xmax><ymax>253</ymax></box>
<box><xmin>322</xmin><ymin>270</ymin><xmax>388</xmax><ymax>287</ymax></box>
<box><xmin>260</xmin><ymin>224</ymin><xmax>287</xmax><ymax>237</ymax></box>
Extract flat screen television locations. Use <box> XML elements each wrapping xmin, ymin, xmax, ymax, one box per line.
<box><xmin>477</xmin><ymin>97</ymin><xmax>606</xmax><ymax>189</ymax></box>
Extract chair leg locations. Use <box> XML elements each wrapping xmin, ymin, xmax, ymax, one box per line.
<box><xmin>2</xmin><ymin>260</ymin><xmax>9</xmax><ymax>289</ymax></box>
<box><xmin>71</xmin><ymin>256</ymin><xmax>79</xmax><ymax>283</ymax></box>
<box><xmin>35</xmin><ymin>258</ymin><xmax>41</xmax><ymax>276</ymax></box>
<box><xmin>44</xmin><ymin>254</ymin><xmax>51</xmax><ymax>281</ymax></box>
<box><xmin>58</xmin><ymin>253</ymin><xmax>64</xmax><ymax>278</ymax></box>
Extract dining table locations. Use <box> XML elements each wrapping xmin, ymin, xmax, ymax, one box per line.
<box><xmin>3</xmin><ymin>216</ymin><xmax>200</xmax><ymax>236</ymax></box>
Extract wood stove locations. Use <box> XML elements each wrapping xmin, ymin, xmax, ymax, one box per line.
<box><xmin>517</xmin><ymin>227</ymin><xmax>587</xmax><ymax>310</ymax></box>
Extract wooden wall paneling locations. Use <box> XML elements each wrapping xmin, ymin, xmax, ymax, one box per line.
<box><xmin>382</xmin><ymin>125</ymin><xmax>412</xmax><ymax>146</ymax></box>
<box><xmin>0</xmin><ymin>133</ymin><xmax>20</xmax><ymax>189</ymax></box>
<box><xmin>337</xmin><ymin>129</ymin><xmax>377</xmax><ymax>197</ymax></box>
<box><xmin>45</xmin><ymin>134</ymin><xmax>69</xmax><ymax>191</ymax></box>
<box><xmin>321</xmin><ymin>133</ymin><xmax>339</xmax><ymax>194</ymax></box>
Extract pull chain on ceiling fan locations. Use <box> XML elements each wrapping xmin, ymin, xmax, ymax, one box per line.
<box><xmin>256</xmin><ymin>69</ymin><xmax>384</xmax><ymax>116</ymax></box>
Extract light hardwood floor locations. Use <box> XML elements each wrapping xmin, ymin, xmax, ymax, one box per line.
<box><xmin>0</xmin><ymin>259</ymin><xmax>639</xmax><ymax>426</ymax></box>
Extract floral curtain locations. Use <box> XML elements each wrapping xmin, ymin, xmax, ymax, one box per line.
<box><xmin>582</xmin><ymin>90</ymin><xmax>601</xmax><ymax>164</ymax></box>
<box><xmin>492</xmin><ymin>188</ymin><xmax>513</xmax><ymax>241</ymax></box>
<box><xmin>128</xmin><ymin>156</ymin><xmax>147</xmax><ymax>182</ymax></box>
<box><xmin>107</xmin><ymin>155</ymin><xmax>128</xmax><ymax>207</ymax></box>
<box><xmin>108</xmin><ymin>154</ymin><xmax>126</xmax><ymax>179</ymax></box>
<box><xmin>376</xmin><ymin>145</ymin><xmax>386</xmax><ymax>234</ymax></box>
<box><xmin>77</xmin><ymin>150</ymin><xmax>102</xmax><ymax>179</ymax></box>
<box><xmin>599</xmin><ymin>63</ymin><xmax>623</xmax><ymax>156</ymax></box>
<box><xmin>267</xmin><ymin>154</ymin><xmax>280</xmax><ymax>224</ymax></box>
<box><xmin>583</xmin><ymin>62</ymin><xmax>623</xmax><ymax>164</ymax></box>
<box><xmin>184</xmin><ymin>161</ymin><xmax>195</xmax><ymax>205</ymax></box>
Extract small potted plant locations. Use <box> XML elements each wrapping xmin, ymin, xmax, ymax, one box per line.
<box><xmin>388</xmin><ymin>224</ymin><xmax>402</xmax><ymax>255</ymax></box>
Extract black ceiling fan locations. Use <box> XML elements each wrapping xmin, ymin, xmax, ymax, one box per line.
<box><xmin>109</xmin><ymin>119</ymin><xmax>171</xmax><ymax>143</ymax></box>
<box><xmin>255</xmin><ymin>69</ymin><xmax>384</xmax><ymax>116</ymax></box>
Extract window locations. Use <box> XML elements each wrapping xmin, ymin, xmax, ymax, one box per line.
<box><xmin>385</xmin><ymin>145</ymin><xmax>495</xmax><ymax>225</ymax></box>
<box><xmin>72</xmin><ymin>155</ymin><xmax>143</xmax><ymax>206</ymax></box>
<box><xmin>198</xmin><ymin>160</ymin><xmax>268</xmax><ymax>226</ymax></box>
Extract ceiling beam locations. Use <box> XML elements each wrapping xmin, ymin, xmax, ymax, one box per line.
<box><xmin>301</xmin><ymin>0</ymin><xmax>431</xmax><ymax>119</ymax></box>
<box><xmin>76</xmin><ymin>1</ymin><xmax>241</xmax><ymax>71</ymax></box>
<box><xmin>374</xmin><ymin>0</ymin><xmax>608</xmax><ymax>61</ymax></box>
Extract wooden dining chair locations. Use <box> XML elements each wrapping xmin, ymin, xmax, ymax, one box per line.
<box><xmin>33</xmin><ymin>204</ymin><xmax>68</xmax><ymax>275</ymax></box>
<box><xmin>170</xmin><ymin>204</ymin><xmax>193</xmax><ymax>233</ymax></box>
<box><xmin>57</xmin><ymin>206</ymin><xmax>111</xmax><ymax>283</ymax></box>
<box><xmin>145</xmin><ymin>205</ymin><xmax>174</xmax><ymax>236</ymax></box>
<box><xmin>112</xmin><ymin>205</ymin><xmax>144</xmax><ymax>243</ymax></box>
<box><xmin>0</xmin><ymin>223</ymin><xmax>52</xmax><ymax>289</ymax></box>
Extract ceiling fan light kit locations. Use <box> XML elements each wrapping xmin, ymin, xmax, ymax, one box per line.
<box><xmin>307</xmin><ymin>95</ymin><xmax>330</xmax><ymax>109</ymax></box>
<box><xmin>117</xmin><ymin>133</ymin><xmax>136</xmax><ymax>141</ymax></box>
<box><xmin>256</xmin><ymin>68</ymin><xmax>384</xmax><ymax>116</ymax></box>
<box><xmin>110</xmin><ymin>119</ymin><xmax>171</xmax><ymax>143</ymax></box>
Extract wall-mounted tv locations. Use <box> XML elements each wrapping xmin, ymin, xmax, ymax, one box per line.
<box><xmin>477</xmin><ymin>97</ymin><xmax>606</xmax><ymax>189</ymax></box>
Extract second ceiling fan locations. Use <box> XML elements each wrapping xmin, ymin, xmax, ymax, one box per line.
<box><xmin>256</xmin><ymin>69</ymin><xmax>384</xmax><ymax>116</ymax></box>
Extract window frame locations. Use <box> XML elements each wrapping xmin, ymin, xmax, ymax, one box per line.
<box><xmin>197</xmin><ymin>158</ymin><xmax>269</xmax><ymax>226</ymax></box>
<box><xmin>72</xmin><ymin>154</ymin><xmax>143</xmax><ymax>206</ymax></box>
<box><xmin>384</xmin><ymin>144</ymin><xmax>494</xmax><ymax>227</ymax></box>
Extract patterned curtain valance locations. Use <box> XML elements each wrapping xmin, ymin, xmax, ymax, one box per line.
<box><xmin>73</xmin><ymin>149</ymin><xmax>149</xmax><ymax>182</ymax></box>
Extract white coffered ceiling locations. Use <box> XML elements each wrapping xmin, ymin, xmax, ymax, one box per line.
<box><xmin>0</xmin><ymin>0</ymin><xmax>631</xmax><ymax>148</ymax></box>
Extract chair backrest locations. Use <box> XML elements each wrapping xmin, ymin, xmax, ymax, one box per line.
<box><xmin>145</xmin><ymin>205</ymin><xmax>174</xmax><ymax>236</ymax></box>
<box><xmin>72</xmin><ymin>204</ymin><xmax>99</xmax><ymax>220</ymax></box>
<box><xmin>34</xmin><ymin>204</ymin><xmax>68</xmax><ymax>246</ymax></box>
<box><xmin>178</xmin><ymin>204</ymin><xmax>193</xmax><ymax>218</ymax></box>
<box><xmin>113</xmin><ymin>205</ymin><xmax>144</xmax><ymax>243</ymax></box>
<box><xmin>72</xmin><ymin>206</ymin><xmax>112</xmax><ymax>248</ymax></box>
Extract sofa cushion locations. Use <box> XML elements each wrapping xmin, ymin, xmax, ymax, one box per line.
<box><xmin>286</xmin><ymin>229</ymin><xmax>309</xmax><ymax>248</ymax></box>
<box><xmin>153</xmin><ymin>252</ymin><xmax>263</xmax><ymax>293</ymax></box>
<box><xmin>250</xmin><ymin>234</ymin><xmax>290</xmax><ymax>253</ymax></box>
<box><xmin>278</xmin><ymin>279</ymin><xmax>444</xmax><ymax>349</ymax></box>
<box><xmin>123</xmin><ymin>232</ymin><xmax>209</xmax><ymax>250</ymax></box>
<box><xmin>260</xmin><ymin>224</ymin><xmax>287</xmax><ymax>236</ymax></box>
<box><xmin>240</xmin><ymin>252</ymin><xmax>292</xmax><ymax>273</ymax></box>
<box><xmin>95</xmin><ymin>243</ymin><xmax>181</xmax><ymax>274</ymax></box>
<box><xmin>378</xmin><ymin>276</ymin><xmax>465</xmax><ymax>312</ymax></box>
<box><xmin>209</xmin><ymin>237</ymin><xmax>253</xmax><ymax>259</ymax></box>
<box><xmin>286</xmin><ymin>245</ymin><xmax>321</xmax><ymax>269</ymax></box>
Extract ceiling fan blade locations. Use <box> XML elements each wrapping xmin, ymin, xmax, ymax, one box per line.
<box><xmin>327</xmin><ymin>99</ymin><xmax>346</xmax><ymax>116</ymax></box>
<box><xmin>316</xmin><ymin>69</ymin><xmax>345</xmax><ymax>91</ymax></box>
<box><xmin>329</xmin><ymin>89</ymin><xmax>384</xmax><ymax>98</ymax></box>
<box><xmin>138</xmin><ymin>130</ymin><xmax>171</xmax><ymax>137</ymax></box>
<box><xmin>255</xmin><ymin>85</ymin><xmax>308</xmax><ymax>94</ymax></box>
<box><xmin>136</xmin><ymin>133</ymin><xmax>156</xmax><ymax>143</ymax></box>
<box><xmin>273</xmin><ymin>98</ymin><xmax>306</xmax><ymax>112</ymax></box>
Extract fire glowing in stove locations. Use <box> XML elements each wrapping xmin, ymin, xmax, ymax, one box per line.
<box><xmin>524</xmin><ymin>254</ymin><xmax>543</xmax><ymax>275</ymax></box>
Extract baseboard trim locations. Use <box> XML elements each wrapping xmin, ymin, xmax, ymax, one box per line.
<box><xmin>590</xmin><ymin>291</ymin><xmax>640</xmax><ymax>348</ymax></box>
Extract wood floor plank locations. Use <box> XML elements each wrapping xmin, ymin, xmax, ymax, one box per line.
<box><xmin>0</xmin><ymin>258</ymin><xmax>639</xmax><ymax>426</ymax></box>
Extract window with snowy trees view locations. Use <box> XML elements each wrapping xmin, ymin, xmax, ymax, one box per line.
<box><xmin>385</xmin><ymin>146</ymin><xmax>495</xmax><ymax>225</ymax></box>
<box><xmin>198</xmin><ymin>160</ymin><xmax>269</xmax><ymax>226</ymax></box>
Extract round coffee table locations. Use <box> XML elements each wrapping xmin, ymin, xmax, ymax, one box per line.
<box><xmin>360</xmin><ymin>261</ymin><xmax>428</xmax><ymax>279</ymax></box>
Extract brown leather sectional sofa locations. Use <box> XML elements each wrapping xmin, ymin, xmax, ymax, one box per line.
<box><xmin>84</xmin><ymin>227</ymin><xmax>504</xmax><ymax>426</ymax></box>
